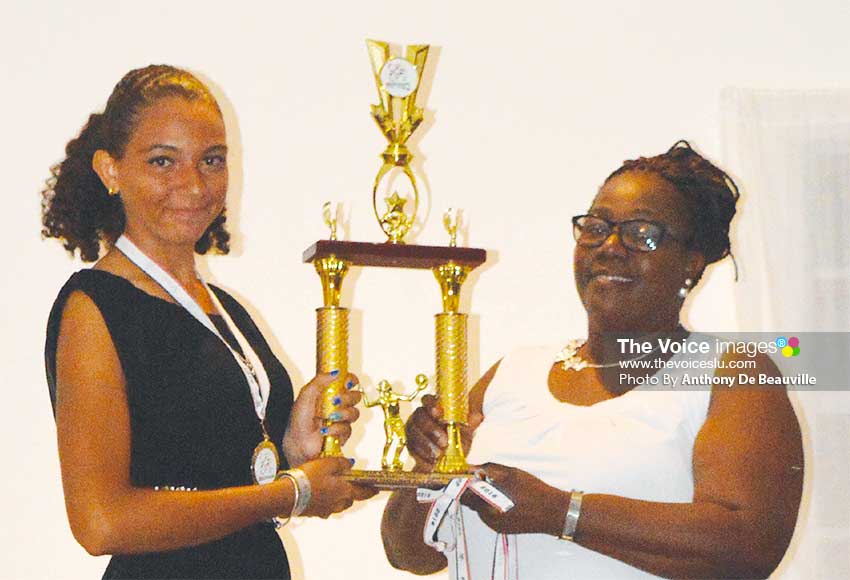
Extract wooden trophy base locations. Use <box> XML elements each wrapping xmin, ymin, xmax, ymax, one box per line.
<box><xmin>303</xmin><ymin>239</ymin><xmax>486</xmax><ymax>270</ymax></box>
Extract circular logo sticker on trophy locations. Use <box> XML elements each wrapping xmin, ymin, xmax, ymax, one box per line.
<box><xmin>380</xmin><ymin>58</ymin><xmax>419</xmax><ymax>97</ymax></box>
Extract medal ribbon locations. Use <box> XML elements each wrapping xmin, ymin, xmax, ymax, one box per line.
<box><xmin>114</xmin><ymin>235</ymin><xmax>271</xmax><ymax>421</ymax></box>
<box><xmin>418</xmin><ymin>477</ymin><xmax>517</xmax><ymax>580</ymax></box>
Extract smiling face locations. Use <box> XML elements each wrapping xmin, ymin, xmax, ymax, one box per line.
<box><xmin>574</xmin><ymin>170</ymin><xmax>704</xmax><ymax>333</ymax></box>
<box><xmin>95</xmin><ymin>96</ymin><xmax>228</xmax><ymax>253</ymax></box>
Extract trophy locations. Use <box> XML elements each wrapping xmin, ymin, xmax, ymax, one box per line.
<box><xmin>302</xmin><ymin>40</ymin><xmax>487</xmax><ymax>488</ymax></box>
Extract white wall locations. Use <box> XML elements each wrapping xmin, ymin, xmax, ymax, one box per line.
<box><xmin>2</xmin><ymin>1</ymin><xmax>847</xmax><ymax>578</ymax></box>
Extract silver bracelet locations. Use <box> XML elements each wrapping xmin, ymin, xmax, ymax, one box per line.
<box><xmin>559</xmin><ymin>490</ymin><xmax>583</xmax><ymax>542</ymax></box>
<box><xmin>274</xmin><ymin>472</ymin><xmax>300</xmax><ymax>528</ymax></box>
<box><xmin>277</xmin><ymin>468</ymin><xmax>312</xmax><ymax>517</ymax></box>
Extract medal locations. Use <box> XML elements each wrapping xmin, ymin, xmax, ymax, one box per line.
<box><xmin>252</xmin><ymin>435</ymin><xmax>280</xmax><ymax>485</ymax></box>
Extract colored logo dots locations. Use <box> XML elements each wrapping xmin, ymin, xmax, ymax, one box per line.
<box><xmin>776</xmin><ymin>336</ymin><xmax>800</xmax><ymax>357</ymax></box>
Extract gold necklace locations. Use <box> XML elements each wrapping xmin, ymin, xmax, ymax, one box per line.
<box><xmin>554</xmin><ymin>339</ymin><xmax>662</xmax><ymax>371</ymax></box>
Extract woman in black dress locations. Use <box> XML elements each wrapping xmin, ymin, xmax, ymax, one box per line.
<box><xmin>42</xmin><ymin>64</ymin><xmax>373</xmax><ymax>579</ymax></box>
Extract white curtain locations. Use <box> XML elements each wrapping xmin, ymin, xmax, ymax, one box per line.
<box><xmin>722</xmin><ymin>89</ymin><xmax>850</xmax><ymax>579</ymax></box>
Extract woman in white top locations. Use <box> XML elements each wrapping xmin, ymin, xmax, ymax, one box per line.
<box><xmin>382</xmin><ymin>141</ymin><xmax>803</xmax><ymax>579</ymax></box>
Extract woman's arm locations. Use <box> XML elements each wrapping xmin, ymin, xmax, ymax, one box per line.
<box><xmin>574</xmin><ymin>352</ymin><xmax>802</xmax><ymax>577</ymax></box>
<box><xmin>466</xmin><ymin>353</ymin><xmax>804</xmax><ymax>579</ymax></box>
<box><xmin>380</xmin><ymin>361</ymin><xmax>497</xmax><ymax>574</ymax></box>
<box><xmin>55</xmin><ymin>291</ymin><xmax>361</xmax><ymax>556</ymax></box>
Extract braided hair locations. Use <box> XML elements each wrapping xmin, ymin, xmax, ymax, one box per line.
<box><xmin>605</xmin><ymin>141</ymin><xmax>739</xmax><ymax>268</ymax></box>
<box><xmin>41</xmin><ymin>64</ymin><xmax>231</xmax><ymax>262</ymax></box>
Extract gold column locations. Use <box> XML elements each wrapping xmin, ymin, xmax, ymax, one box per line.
<box><xmin>315</xmin><ymin>255</ymin><xmax>350</xmax><ymax>457</ymax></box>
<box><xmin>433</xmin><ymin>262</ymin><xmax>471</xmax><ymax>474</ymax></box>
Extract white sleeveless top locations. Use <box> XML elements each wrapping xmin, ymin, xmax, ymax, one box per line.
<box><xmin>443</xmin><ymin>343</ymin><xmax>714</xmax><ymax>579</ymax></box>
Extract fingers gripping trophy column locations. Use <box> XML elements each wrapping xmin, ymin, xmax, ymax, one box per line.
<box><xmin>315</xmin><ymin>255</ymin><xmax>350</xmax><ymax>457</ymax></box>
<box><xmin>433</xmin><ymin>262</ymin><xmax>470</xmax><ymax>474</ymax></box>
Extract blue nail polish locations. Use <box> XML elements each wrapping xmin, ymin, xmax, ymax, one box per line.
<box><xmin>348</xmin><ymin>457</ymin><xmax>356</xmax><ymax>466</ymax></box>
<box><xmin>328</xmin><ymin>412</ymin><xmax>342</xmax><ymax>422</ymax></box>
<box><xmin>332</xmin><ymin>396</ymin><xmax>342</xmax><ymax>406</ymax></box>
<box><xmin>330</xmin><ymin>369</ymin><xmax>340</xmax><ymax>377</ymax></box>
<box><xmin>320</xmin><ymin>426</ymin><xmax>329</xmax><ymax>435</ymax></box>
<box><xmin>346</xmin><ymin>379</ymin><xmax>354</xmax><ymax>390</ymax></box>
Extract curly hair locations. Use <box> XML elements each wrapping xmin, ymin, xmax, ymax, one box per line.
<box><xmin>604</xmin><ymin>140</ymin><xmax>739</xmax><ymax>267</ymax></box>
<box><xmin>41</xmin><ymin>64</ymin><xmax>231</xmax><ymax>262</ymax></box>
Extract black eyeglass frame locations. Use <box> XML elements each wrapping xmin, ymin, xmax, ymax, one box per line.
<box><xmin>571</xmin><ymin>214</ymin><xmax>689</xmax><ymax>253</ymax></box>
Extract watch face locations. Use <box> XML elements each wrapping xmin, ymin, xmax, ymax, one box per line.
<box><xmin>380</xmin><ymin>58</ymin><xmax>418</xmax><ymax>98</ymax></box>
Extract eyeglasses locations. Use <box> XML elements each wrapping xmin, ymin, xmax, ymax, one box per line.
<box><xmin>571</xmin><ymin>214</ymin><xmax>686</xmax><ymax>253</ymax></box>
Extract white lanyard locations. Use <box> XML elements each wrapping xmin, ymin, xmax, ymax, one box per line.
<box><xmin>114</xmin><ymin>235</ymin><xmax>271</xmax><ymax>422</ymax></box>
<box><xmin>419</xmin><ymin>477</ymin><xmax>517</xmax><ymax>580</ymax></box>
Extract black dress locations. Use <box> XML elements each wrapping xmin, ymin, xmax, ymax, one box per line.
<box><xmin>45</xmin><ymin>269</ymin><xmax>294</xmax><ymax>579</ymax></box>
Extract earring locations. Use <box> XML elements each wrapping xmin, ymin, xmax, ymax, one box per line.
<box><xmin>678</xmin><ymin>278</ymin><xmax>693</xmax><ymax>299</ymax></box>
<box><xmin>107</xmin><ymin>187</ymin><xmax>119</xmax><ymax>196</ymax></box>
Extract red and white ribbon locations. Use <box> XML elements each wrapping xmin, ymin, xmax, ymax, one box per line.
<box><xmin>419</xmin><ymin>476</ymin><xmax>517</xmax><ymax>580</ymax></box>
